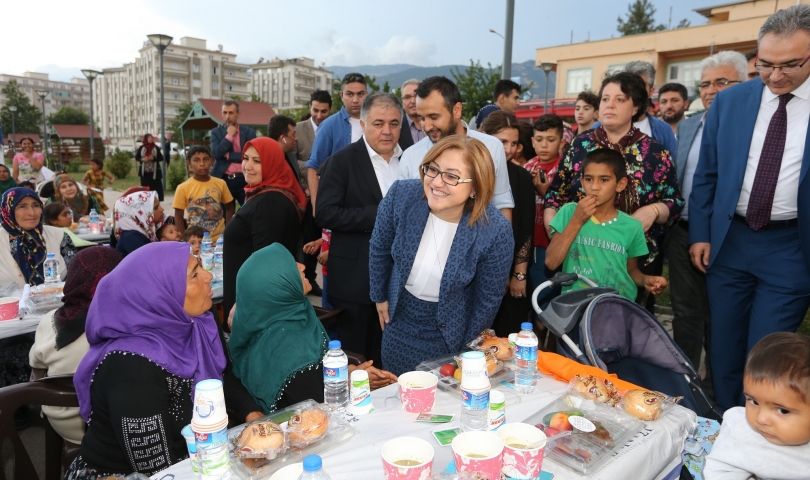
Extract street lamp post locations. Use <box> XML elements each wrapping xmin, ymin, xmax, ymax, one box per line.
<box><xmin>8</xmin><ymin>106</ymin><xmax>17</xmax><ymax>153</ymax></box>
<box><xmin>81</xmin><ymin>69</ymin><xmax>102</xmax><ymax>160</ymax></box>
<box><xmin>147</xmin><ymin>33</ymin><xmax>173</xmax><ymax>193</ymax></box>
<box><xmin>35</xmin><ymin>90</ymin><xmax>49</xmax><ymax>166</ymax></box>
<box><xmin>502</xmin><ymin>0</ymin><xmax>515</xmax><ymax>80</ymax></box>
<box><xmin>540</xmin><ymin>62</ymin><xmax>557</xmax><ymax>114</ymax></box>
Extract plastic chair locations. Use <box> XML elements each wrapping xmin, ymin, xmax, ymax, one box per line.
<box><xmin>0</xmin><ymin>375</ymin><xmax>79</xmax><ymax>480</ymax></box>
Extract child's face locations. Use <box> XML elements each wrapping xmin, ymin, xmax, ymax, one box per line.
<box><xmin>188</xmin><ymin>153</ymin><xmax>212</xmax><ymax>177</ymax></box>
<box><xmin>581</xmin><ymin>162</ymin><xmax>627</xmax><ymax>208</ymax></box>
<box><xmin>532</xmin><ymin>129</ymin><xmax>562</xmax><ymax>162</ymax></box>
<box><xmin>187</xmin><ymin>236</ymin><xmax>202</xmax><ymax>256</ymax></box>
<box><xmin>744</xmin><ymin>376</ymin><xmax>810</xmax><ymax>446</ymax></box>
<box><xmin>575</xmin><ymin>100</ymin><xmax>598</xmax><ymax>127</ymax></box>
<box><xmin>55</xmin><ymin>208</ymin><xmax>73</xmax><ymax>228</ymax></box>
<box><xmin>90</xmin><ymin>162</ymin><xmax>101</xmax><ymax>172</ymax></box>
<box><xmin>160</xmin><ymin>224</ymin><xmax>182</xmax><ymax>242</ymax></box>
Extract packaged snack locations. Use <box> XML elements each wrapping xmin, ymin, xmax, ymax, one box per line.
<box><xmin>234</xmin><ymin>421</ymin><xmax>286</xmax><ymax>463</ymax></box>
<box><xmin>467</xmin><ymin>329</ymin><xmax>514</xmax><ymax>360</ymax></box>
<box><xmin>568</xmin><ymin>374</ymin><xmax>620</xmax><ymax>405</ymax></box>
<box><xmin>287</xmin><ymin>406</ymin><xmax>330</xmax><ymax>447</ymax></box>
<box><xmin>454</xmin><ymin>351</ymin><xmax>500</xmax><ymax>376</ymax></box>
<box><xmin>621</xmin><ymin>389</ymin><xmax>681</xmax><ymax>421</ymax></box>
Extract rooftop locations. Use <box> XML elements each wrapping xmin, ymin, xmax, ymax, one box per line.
<box><xmin>51</xmin><ymin>124</ymin><xmax>102</xmax><ymax>139</ymax></box>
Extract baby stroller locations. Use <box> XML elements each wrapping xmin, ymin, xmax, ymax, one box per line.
<box><xmin>532</xmin><ymin>272</ymin><xmax>722</xmax><ymax>421</ymax></box>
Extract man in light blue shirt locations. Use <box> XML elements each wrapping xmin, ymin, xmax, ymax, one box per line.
<box><xmin>398</xmin><ymin>76</ymin><xmax>514</xmax><ymax>221</ymax></box>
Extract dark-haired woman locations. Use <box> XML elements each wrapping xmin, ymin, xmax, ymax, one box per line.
<box><xmin>135</xmin><ymin>134</ymin><xmax>165</xmax><ymax>201</ymax></box>
<box><xmin>12</xmin><ymin>137</ymin><xmax>46</xmax><ymax>184</ymax></box>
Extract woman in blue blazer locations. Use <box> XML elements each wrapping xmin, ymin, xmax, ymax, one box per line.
<box><xmin>370</xmin><ymin>136</ymin><xmax>514</xmax><ymax>375</ymax></box>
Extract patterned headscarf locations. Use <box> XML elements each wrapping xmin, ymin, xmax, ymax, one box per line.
<box><xmin>1</xmin><ymin>187</ymin><xmax>47</xmax><ymax>285</ymax></box>
<box><xmin>113</xmin><ymin>190</ymin><xmax>159</xmax><ymax>242</ymax></box>
<box><xmin>52</xmin><ymin>173</ymin><xmax>90</xmax><ymax>220</ymax></box>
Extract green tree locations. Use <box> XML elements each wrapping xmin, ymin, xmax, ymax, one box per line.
<box><xmin>48</xmin><ymin>106</ymin><xmax>89</xmax><ymax>126</ymax></box>
<box><xmin>676</xmin><ymin>18</ymin><xmax>691</xmax><ymax>29</ymax></box>
<box><xmin>451</xmin><ymin>60</ymin><xmax>501</xmax><ymax>122</ymax></box>
<box><xmin>249</xmin><ymin>93</ymin><xmax>262</xmax><ymax>102</ymax></box>
<box><xmin>168</xmin><ymin>101</ymin><xmax>207</xmax><ymax>145</ymax></box>
<box><xmin>0</xmin><ymin>80</ymin><xmax>43</xmax><ymax>135</ymax></box>
<box><xmin>617</xmin><ymin>0</ymin><xmax>665</xmax><ymax>35</ymax></box>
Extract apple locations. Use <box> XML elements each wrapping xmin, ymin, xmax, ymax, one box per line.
<box><xmin>439</xmin><ymin>364</ymin><xmax>456</xmax><ymax>377</ymax></box>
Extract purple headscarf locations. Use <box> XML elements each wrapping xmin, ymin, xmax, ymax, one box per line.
<box><xmin>74</xmin><ymin>241</ymin><xmax>225</xmax><ymax>422</ymax></box>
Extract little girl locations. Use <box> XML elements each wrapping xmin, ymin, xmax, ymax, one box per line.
<box><xmin>43</xmin><ymin>203</ymin><xmax>95</xmax><ymax>248</ymax></box>
<box><xmin>82</xmin><ymin>158</ymin><xmax>115</xmax><ymax>213</ymax></box>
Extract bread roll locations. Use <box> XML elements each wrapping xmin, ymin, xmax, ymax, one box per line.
<box><xmin>235</xmin><ymin>421</ymin><xmax>285</xmax><ymax>458</ymax></box>
<box><xmin>288</xmin><ymin>408</ymin><xmax>329</xmax><ymax>446</ymax></box>
<box><xmin>622</xmin><ymin>389</ymin><xmax>665</xmax><ymax>421</ymax></box>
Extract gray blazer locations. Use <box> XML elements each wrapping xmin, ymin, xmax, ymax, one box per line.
<box><xmin>674</xmin><ymin>112</ymin><xmax>704</xmax><ymax>192</ymax></box>
<box><xmin>295</xmin><ymin>119</ymin><xmax>316</xmax><ymax>190</ymax></box>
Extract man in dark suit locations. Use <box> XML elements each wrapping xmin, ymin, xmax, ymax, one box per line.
<box><xmin>689</xmin><ymin>5</ymin><xmax>810</xmax><ymax>410</ymax></box>
<box><xmin>398</xmin><ymin>78</ymin><xmax>423</xmax><ymax>151</ymax></box>
<box><xmin>210</xmin><ymin>100</ymin><xmax>257</xmax><ymax>206</ymax></box>
<box><xmin>670</xmin><ymin>51</ymin><xmax>747</xmax><ymax>395</ymax></box>
<box><xmin>315</xmin><ymin>92</ymin><xmax>403</xmax><ymax>366</ymax></box>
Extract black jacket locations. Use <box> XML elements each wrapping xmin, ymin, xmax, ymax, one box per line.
<box><xmin>398</xmin><ymin>112</ymin><xmax>415</xmax><ymax>151</ymax></box>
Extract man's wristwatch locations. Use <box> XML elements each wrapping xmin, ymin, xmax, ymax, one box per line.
<box><xmin>512</xmin><ymin>271</ymin><xmax>527</xmax><ymax>281</ymax></box>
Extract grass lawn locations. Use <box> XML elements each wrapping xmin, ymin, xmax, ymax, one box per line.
<box><xmin>659</xmin><ymin>265</ymin><xmax>810</xmax><ymax>337</ymax></box>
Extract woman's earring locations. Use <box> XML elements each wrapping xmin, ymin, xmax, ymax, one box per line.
<box><xmin>470</xmin><ymin>193</ymin><xmax>476</xmax><ymax>199</ymax></box>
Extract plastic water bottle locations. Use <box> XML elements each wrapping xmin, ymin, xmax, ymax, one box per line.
<box><xmin>89</xmin><ymin>208</ymin><xmax>100</xmax><ymax>234</ymax></box>
<box><xmin>515</xmin><ymin>322</ymin><xmax>539</xmax><ymax>394</ymax></box>
<box><xmin>213</xmin><ymin>236</ymin><xmax>224</xmax><ymax>282</ymax></box>
<box><xmin>322</xmin><ymin>340</ymin><xmax>349</xmax><ymax>411</ymax></box>
<box><xmin>460</xmin><ymin>384</ymin><xmax>490</xmax><ymax>432</ymax></box>
<box><xmin>44</xmin><ymin>253</ymin><xmax>59</xmax><ymax>284</ymax></box>
<box><xmin>297</xmin><ymin>455</ymin><xmax>330</xmax><ymax>480</ymax></box>
<box><xmin>200</xmin><ymin>232</ymin><xmax>214</xmax><ymax>272</ymax></box>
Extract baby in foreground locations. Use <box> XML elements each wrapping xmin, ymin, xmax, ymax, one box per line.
<box><xmin>703</xmin><ymin>332</ymin><xmax>810</xmax><ymax>479</ymax></box>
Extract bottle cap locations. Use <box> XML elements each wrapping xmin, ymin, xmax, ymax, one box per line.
<box><xmin>328</xmin><ymin>340</ymin><xmax>341</xmax><ymax>349</ymax></box>
<box><xmin>302</xmin><ymin>455</ymin><xmax>322</xmax><ymax>472</ymax></box>
<box><xmin>521</xmin><ymin>322</ymin><xmax>533</xmax><ymax>330</ymax></box>
<box><xmin>203</xmin><ymin>232</ymin><xmax>210</xmax><ymax>237</ymax></box>
<box><xmin>47</xmin><ymin>253</ymin><xmax>55</xmax><ymax>258</ymax></box>
<box><xmin>490</xmin><ymin>390</ymin><xmax>505</xmax><ymax>404</ymax></box>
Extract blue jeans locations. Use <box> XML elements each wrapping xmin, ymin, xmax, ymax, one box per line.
<box><xmin>529</xmin><ymin>246</ymin><xmax>555</xmax><ymax>310</ymax></box>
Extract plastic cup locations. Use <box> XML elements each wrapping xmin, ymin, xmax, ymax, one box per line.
<box><xmin>181</xmin><ymin>424</ymin><xmax>199</xmax><ymax>473</ymax></box>
<box><xmin>193</xmin><ymin>379</ymin><xmax>227</xmax><ymax>427</ymax></box>
<box><xmin>191</xmin><ymin>416</ymin><xmax>228</xmax><ymax>433</ymax></box>
<box><xmin>460</xmin><ymin>351</ymin><xmax>490</xmax><ymax>390</ymax></box>
<box><xmin>451</xmin><ymin>431</ymin><xmax>504</xmax><ymax>480</ymax></box>
<box><xmin>397</xmin><ymin>371</ymin><xmax>438</xmax><ymax>413</ymax></box>
<box><xmin>497</xmin><ymin>423</ymin><xmax>547</xmax><ymax>479</ymax></box>
<box><xmin>381</xmin><ymin>437</ymin><xmax>434</xmax><ymax>479</ymax></box>
<box><xmin>349</xmin><ymin>369</ymin><xmax>374</xmax><ymax>415</ymax></box>
<box><xmin>0</xmin><ymin>297</ymin><xmax>20</xmax><ymax>321</ymax></box>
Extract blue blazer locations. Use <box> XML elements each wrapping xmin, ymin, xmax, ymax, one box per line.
<box><xmin>210</xmin><ymin>124</ymin><xmax>257</xmax><ymax>178</ymax></box>
<box><xmin>688</xmin><ymin>79</ymin><xmax>810</xmax><ymax>269</ymax></box>
<box><xmin>674</xmin><ymin>112</ymin><xmax>704</xmax><ymax>192</ymax></box>
<box><xmin>369</xmin><ymin>180</ymin><xmax>514</xmax><ymax>351</ymax></box>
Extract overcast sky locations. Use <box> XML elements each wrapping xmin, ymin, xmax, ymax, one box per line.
<box><xmin>6</xmin><ymin>0</ymin><xmax>715</xmax><ymax>82</ymax></box>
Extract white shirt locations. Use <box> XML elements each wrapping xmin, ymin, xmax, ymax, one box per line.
<box><xmin>680</xmin><ymin>118</ymin><xmax>704</xmax><ymax>221</ymax></box>
<box><xmin>634</xmin><ymin>115</ymin><xmax>652</xmax><ymax>137</ymax></box>
<box><xmin>405</xmin><ymin>214</ymin><xmax>459</xmax><ymax>302</ymax></box>
<box><xmin>349</xmin><ymin>117</ymin><xmax>363</xmax><ymax>142</ymax></box>
<box><xmin>397</xmin><ymin>124</ymin><xmax>515</xmax><ymax>210</ymax></box>
<box><xmin>703</xmin><ymin>407</ymin><xmax>810</xmax><ymax>480</ymax></box>
<box><xmin>363</xmin><ymin>136</ymin><xmax>402</xmax><ymax>197</ymax></box>
<box><xmin>736</xmin><ymin>75</ymin><xmax>810</xmax><ymax>219</ymax></box>
<box><xmin>310</xmin><ymin>117</ymin><xmax>319</xmax><ymax>134</ymax></box>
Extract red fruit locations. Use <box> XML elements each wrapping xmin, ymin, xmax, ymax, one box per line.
<box><xmin>544</xmin><ymin>427</ymin><xmax>560</xmax><ymax>437</ymax></box>
<box><xmin>439</xmin><ymin>364</ymin><xmax>456</xmax><ymax>377</ymax></box>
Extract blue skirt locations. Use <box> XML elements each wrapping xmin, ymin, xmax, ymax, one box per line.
<box><xmin>382</xmin><ymin>290</ymin><xmax>450</xmax><ymax>376</ymax></box>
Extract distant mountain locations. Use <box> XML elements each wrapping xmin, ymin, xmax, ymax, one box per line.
<box><xmin>326</xmin><ymin>60</ymin><xmax>555</xmax><ymax>100</ymax></box>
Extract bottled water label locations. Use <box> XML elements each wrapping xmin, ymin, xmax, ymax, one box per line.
<box><xmin>461</xmin><ymin>388</ymin><xmax>489</xmax><ymax>410</ymax></box>
<box><xmin>46</xmin><ymin>265</ymin><xmax>55</xmax><ymax>278</ymax></box>
<box><xmin>200</xmin><ymin>255</ymin><xmax>213</xmax><ymax>272</ymax></box>
<box><xmin>324</xmin><ymin>365</ymin><xmax>348</xmax><ymax>383</ymax></box>
<box><xmin>214</xmin><ymin>252</ymin><xmax>223</xmax><ymax>263</ymax></box>
<box><xmin>515</xmin><ymin>344</ymin><xmax>538</xmax><ymax>368</ymax></box>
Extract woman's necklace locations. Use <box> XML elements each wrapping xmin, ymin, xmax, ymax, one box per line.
<box><xmin>430</xmin><ymin>215</ymin><xmax>445</xmax><ymax>275</ymax></box>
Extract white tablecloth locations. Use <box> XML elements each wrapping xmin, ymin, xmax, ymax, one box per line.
<box><xmin>0</xmin><ymin>313</ymin><xmax>42</xmax><ymax>340</ymax></box>
<box><xmin>76</xmin><ymin>232</ymin><xmax>110</xmax><ymax>244</ymax></box>
<box><xmin>155</xmin><ymin>375</ymin><xmax>696</xmax><ymax>480</ymax></box>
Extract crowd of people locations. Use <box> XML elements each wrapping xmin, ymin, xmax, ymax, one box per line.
<box><xmin>1</xmin><ymin>4</ymin><xmax>809</xmax><ymax>479</ymax></box>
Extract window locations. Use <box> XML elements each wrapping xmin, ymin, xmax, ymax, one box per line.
<box><xmin>172</xmin><ymin>93</ymin><xmax>179</xmax><ymax>99</ymax></box>
<box><xmin>566</xmin><ymin>68</ymin><xmax>592</xmax><ymax>94</ymax></box>
<box><xmin>171</xmin><ymin>77</ymin><xmax>179</xmax><ymax>85</ymax></box>
<box><xmin>228</xmin><ymin>84</ymin><xmax>233</xmax><ymax>91</ymax></box>
<box><xmin>193</xmin><ymin>64</ymin><xmax>200</xmax><ymax>72</ymax></box>
<box><xmin>606</xmin><ymin>63</ymin><xmax>627</xmax><ymax>75</ymax></box>
<box><xmin>212</xmin><ymin>81</ymin><xmax>219</xmax><ymax>89</ymax></box>
<box><xmin>171</xmin><ymin>62</ymin><xmax>179</xmax><ymax>69</ymax></box>
<box><xmin>227</xmin><ymin>70</ymin><xmax>234</xmax><ymax>76</ymax></box>
<box><xmin>193</xmin><ymin>79</ymin><xmax>201</xmax><ymax>87</ymax></box>
<box><xmin>666</xmin><ymin>60</ymin><xmax>702</xmax><ymax>95</ymax></box>
<box><xmin>208</xmin><ymin>55</ymin><xmax>213</xmax><ymax>60</ymax></box>
<box><xmin>213</xmin><ymin>67</ymin><xmax>219</xmax><ymax>74</ymax></box>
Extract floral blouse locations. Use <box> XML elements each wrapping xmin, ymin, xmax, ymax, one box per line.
<box><xmin>544</xmin><ymin>130</ymin><xmax>683</xmax><ymax>265</ymax></box>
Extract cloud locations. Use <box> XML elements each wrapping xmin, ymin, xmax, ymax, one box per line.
<box><xmin>375</xmin><ymin>36</ymin><xmax>437</xmax><ymax>65</ymax></box>
<box><xmin>316</xmin><ymin>33</ymin><xmax>436</xmax><ymax>66</ymax></box>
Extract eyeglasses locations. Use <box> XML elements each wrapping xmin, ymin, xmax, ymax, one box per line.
<box><xmin>755</xmin><ymin>53</ymin><xmax>810</xmax><ymax>74</ymax></box>
<box><xmin>421</xmin><ymin>164</ymin><xmax>473</xmax><ymax>186</ymax></box>
<box><xmin>15</xmin><ymin>203</ymin><xmax>43</xmax><ymax>212</ymax></box>
<box><xmin>698</xmin><ymin>79</ymin><xmax>741</xmax><ymax>90</ymax></box>
<box><xmin>402</xmin><ymin>95</ymin><xmax>416</xmax><ymax>101</ymax></box>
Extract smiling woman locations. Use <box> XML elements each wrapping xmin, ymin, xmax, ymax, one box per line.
<box><xmin>47</xmin><ymin>173</ymin><xmax>100</xmax><ymax>221</ymax></box>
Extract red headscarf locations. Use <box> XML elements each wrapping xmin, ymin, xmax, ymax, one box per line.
<box><xmin>242</xmin><ymin>138</ymin><xmax>306</xmax><ymax>216</ymax></box>
<box><xmin>142</xmin><ymin>134</ymin><xmax>156</xmax><ymax>155</ymax></box>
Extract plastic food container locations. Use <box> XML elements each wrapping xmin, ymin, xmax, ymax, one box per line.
<box><xmin>416</xmin><ymin>353</ymin><xmax>512</xmax><ymax>393</ymax></box>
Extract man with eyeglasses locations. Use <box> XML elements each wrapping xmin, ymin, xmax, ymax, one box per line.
<box><xmin>398</xmin><ymin>79</ymin><xmax>423</xmax><ymax>151</ymax></box>
<box><xmin>667</xmin><ymin>51</ymin><xmax>747</xmax><ymax>400</ymax></box>
<box><xmin>689</xmin><ymin>4</ymin><xmax>810</xmax><ymax>411</ymax></box>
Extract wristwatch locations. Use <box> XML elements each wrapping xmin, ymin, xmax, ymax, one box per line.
<box><xmin>512</xmin><ymin>271</ymin><xmax>527</xmax><ymax>281</ymax></box>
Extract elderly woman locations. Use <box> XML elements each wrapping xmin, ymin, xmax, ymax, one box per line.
<box><xmin>229</xmin><ymin>243</ymin><xmax>397</xmax><ymax>412</ymax></box>
<box><xmin>223</xmin><ymin>137</ymin><xmax>305</xmax><ymax>315</ymax></box>
<box><xmin>48</xmin><ymin>173</ymin><xmax>101</xmax><ymax>221</ymax></box>
<box><xmin>113</xmin><ymin>189</ymin><xmax>164</xmax><ymax>257</ymax></box>
<box><xmin>0</xmin><ymin>164</ymin><xmax>16</xmax><ymax>196</ymax></box>
<box><xmin>544</xmin><ymin>72</ymin><xmax>683</xmax><ymax>274</ymax></box>
<box><xmin>30</xmin><ymin>246</ymin><xmax>122</xmax><ymax>445</ymax></box>
<box><xmin>135</xmin><ymin>134</ymin><xmax>165</xmax><ymax>201</ymax></box>
<box><xmin>67</xmin><ymin>242</ymin><xmax>226</xmax><ymax>478</ymax></box>
<box><xmin>480</xmin><ymin>111</ymin><xmax>536</xmax><ymax>336</ymax></box>
<box><xmin>370</xmin><ymin>136</ymin><xmax>513</xmax><ymax>375</ymax></box>
<box><xmin>12</xmin><ymin>137</ymin><xmax>46</xmax><ymax>184</ymax></box>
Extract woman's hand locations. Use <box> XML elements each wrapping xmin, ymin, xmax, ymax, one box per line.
<box><xmin>349</xmin><ymin>360</ymin><xmax>398</xmax><ymax>390</ymax></box>
<box><xmin>509</xmin><ymin>276</ymin><xmax>526</xmax><ymax>298</ymax></box>
<box><xmin>227</xmin><ymin>304</ymin><xmax>236</xmax><ymax>329</ymax></box>
<box><xmin>376</xmin><ymin>301</ymin><xmax>390</xmax><ymax>330</ymax></box>
<box><xmin>144</xmin><ymin>154</ymin><xmax>153</xmax><ymax>162</ymax></box>
<box><xmin>632</xmin><ymin>205</ymin><xmax>658</xmax><ymax>233</ymax></box>
<box><xmin>246</xmin><ymin>411</ymin><xmax>264</xmax><ymax>423</ymax></box>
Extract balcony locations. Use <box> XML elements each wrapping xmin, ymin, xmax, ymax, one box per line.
<box><xmin>162</xmin><ymin>83</ymin><xmax>189</xmax><ymax>92</ymax></box>
<box><xmin>294</xmin><ymin>96</ymin><xmax>310</xmax><ymax>104</ymax></box>
<box><xmin>295</xmin><ymin>83</ymin><xmax>316</xmax><ymax>92</ymax></box>
<box><xmin>295</xmin><ymin>70</ymin><xmax>315</xmax><ymax>79</ymax></box>
<box><xmin>157</xmin><ymin>64</ymin><xmax>189</xmax><ymax>75</ymax></box>
<box><xmin>224</xmin><ymin>75</ymin><xmax>250</xmax><ymax>84</ymax></box>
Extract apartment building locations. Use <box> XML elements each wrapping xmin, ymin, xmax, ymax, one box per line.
<box><xmin>534</xmin><ymin>0</ymin><xmax>806</xmax><ymax>100</ymax></box>
<box><xmin>0</xmin><ymin>72</ymin><xmax>90</xmax><ymax>118</ymax></box>
<box><xmin>250</xmin><ymin>57</ymin><xmax>333</xmax><ymax>112</ymax></box>
<box><xmin>94</xmin><ymin>37</ymin><xmax>251</xmax><ymax>150</ymax></box>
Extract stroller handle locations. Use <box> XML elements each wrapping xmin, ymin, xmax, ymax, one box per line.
<box><xmin>531</xmin><ymin>273</ymin><xmax>598</xmax><ymax>314</ymax></box>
